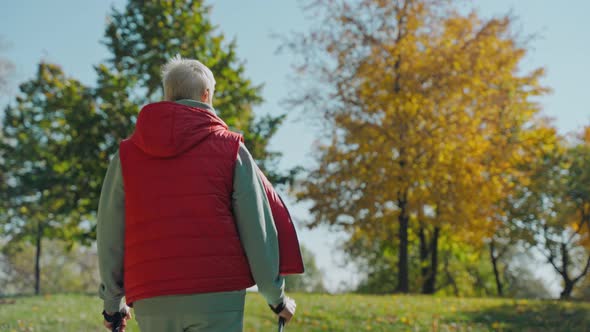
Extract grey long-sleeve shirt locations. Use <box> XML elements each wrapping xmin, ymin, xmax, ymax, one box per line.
<box><xmin>97</xmin><ymin>100</ymin><xmax>285</xmax><ymax>313</ymax></box>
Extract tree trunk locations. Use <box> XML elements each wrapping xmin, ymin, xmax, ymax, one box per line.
<box><xmin>490</xmin><ymin>240</ymin><xmax>504</xmax><ymax>296</ymax></box>
<box><xmin>560</xmin><ymin>280</ymin><xmax>574</xmax><ymax>299</ymax></box>
<box><xmin>558</xmin><ymin>243</ymin><xmax>571</xmax><ymax>299</ymax></box>
<box><xmin>443</xmin><ymin>253</ymin><xmax>459</xmax><ymax>296</ymax></box>
<box><xmin>397</xmin><ymin>196</ymin><xmax>409</xmax><ymax>293</ymax></box>
<box><xmin>554</xmin><ymin>242</ymin><xmax>582</xmax><ymax>300</ymax></box>
<box><xmin>34</xmin><ymin>222</ymin><xmax>43</xmax><ymax>295</ymax></box>
<box><xmin>419</xmin><ymin>224</ymin><xmax>428</xmax><ymax>285</ymax></box>
<box><xmin>423</xmin><ymin>227</ymin><xmax>440</xmax><ymax>294</ymax></box>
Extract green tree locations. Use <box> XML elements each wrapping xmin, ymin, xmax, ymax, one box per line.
<box><xmin>0</xmin><ymin>239</ymin><xmax>99</xmax><ymax>295</ymax></box>
<box><xmin>566</xmin><ymin>130</ymin><xmax>590</xmax><ymax>234</ymax></box>
<box><xmin>353</xmin><ymin>233</ymin><xmax>500</xmax><ymax>297</ymax></box>
<box><xmin>1</xmin><ymin>1</ymin><xmax>294</xmax><ymax>293</ymax></box>
<box><xmin>489</xmin><ymin>184</ymin><xmax>542</xmax><ymax>297</ymax></box>
<box><xmin>515</xmin><ymin>141</ymin><xmax>590</xmax><ymax>299</ymax></box>
<box><xmin>0</xmin><ymin>63</ymin><xmax>100</xmax><ymax>294</ymax></box>
<box><xmin>436</xmin><ymin>241</ymin><xmax>497</xmax><ymax>297</ymax></box>
<box><xmin>102</xmin><ymin>0</ymin><xmax>290</xmax><ymax>183</ymax></box>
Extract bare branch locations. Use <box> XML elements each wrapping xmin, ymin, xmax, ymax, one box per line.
<box><xmin>573</xmin><ymin>255</ymin><xmax>590</xmax><ymax>284</ymax></box>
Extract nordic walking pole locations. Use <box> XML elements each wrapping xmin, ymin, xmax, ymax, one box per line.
<box><xmin>278</xmin><ymin>317</ymin><xmax>286</xmax><ymax>332</ymax></box>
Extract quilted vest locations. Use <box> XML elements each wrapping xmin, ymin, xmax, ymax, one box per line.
<box><xmin>256</xmin><ymin>169</ymin><xmax>304</xmax><ymax>275</ymax></box>
<box><xmin>119</xmin><ymin>101</ymin><xmax>303</xmax><ymax>306</ymax></box>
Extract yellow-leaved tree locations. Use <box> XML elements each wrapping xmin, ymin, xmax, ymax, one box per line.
<box><xmin>287</xmin><ymin>0</ymin><xmax>554</xmax><ymax>293</ymax></box>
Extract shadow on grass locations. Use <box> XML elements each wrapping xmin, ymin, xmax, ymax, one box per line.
<box><xmin>451</xmin><ymin>300</ymin><xmax>590</xmax><ymax>332</ymax></box>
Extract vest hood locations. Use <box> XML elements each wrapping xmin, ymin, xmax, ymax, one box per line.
<box><xmin>130</xmin><ymin>101</ymin><xmax>228</xmax><ymax>158</ymax></box>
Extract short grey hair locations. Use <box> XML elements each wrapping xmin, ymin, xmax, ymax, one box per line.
<box><xmin>162</xmin><ymin>55</ymin><xmax>216</xmax><ymax>102</ymax></box>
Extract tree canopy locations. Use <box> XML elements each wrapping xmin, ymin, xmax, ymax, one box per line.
<box><xmin>0</xmin><ymin>0</ymin><xmax>291</xmax><ymax>294</ymax></box>
<box><xmin>289</xmin><ymin>0</ymin><xmax>558</xmax><ymax>294</ymax></box>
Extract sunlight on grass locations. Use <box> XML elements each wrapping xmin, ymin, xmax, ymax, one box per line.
<box><xmin>0</xmin><ymin>293</ymin><xmax>588</xmax><ymax>331</ymax></box>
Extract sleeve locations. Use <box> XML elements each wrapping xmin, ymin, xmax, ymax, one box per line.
<box><xmin>232</xmin><ymin>142</ymin><xmax>285</xmax><ymax>306</ymax></box>
<box><xmin>97</xmin><ymin>151</ymin><xmax>127</xmax><ymax>313</ymax></box>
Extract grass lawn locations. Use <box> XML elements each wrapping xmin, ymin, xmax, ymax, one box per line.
<box><xmin>0</xmin><ymin>293</ymin><xmax>588</xmax><ymax>331</ymax></box>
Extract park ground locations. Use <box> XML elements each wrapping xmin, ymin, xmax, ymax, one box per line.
<box><xmin>0</xmin><ymin>293</ymin><xmax>589</xmax><ymax>332</ymax></box>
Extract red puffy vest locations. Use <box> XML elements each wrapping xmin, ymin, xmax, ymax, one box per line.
<box><xmin>256</xmin><ymin>169</ymin><xmax>304</xmax><ymax>275</ymax></box>
<box><xmin>119</xmin><ymin>102</ymin><xmax>303</xmax><ymax>305</ymax></box>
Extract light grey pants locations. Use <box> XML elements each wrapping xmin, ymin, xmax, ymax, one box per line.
<box><xmin>135</xmin><ymin>310</ymin><xmax>244</xmax><ymax>332</ymax></box>
<box><xmin>133</xmin><ymin>291</ymin><xmax>246</xmax><ymax>332</ymax></box>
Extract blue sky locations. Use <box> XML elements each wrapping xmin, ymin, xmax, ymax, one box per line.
<box><xmin>1</xmin><ymin>0</ymin><xmax>589</xmax><ymax>292</ymax></box>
